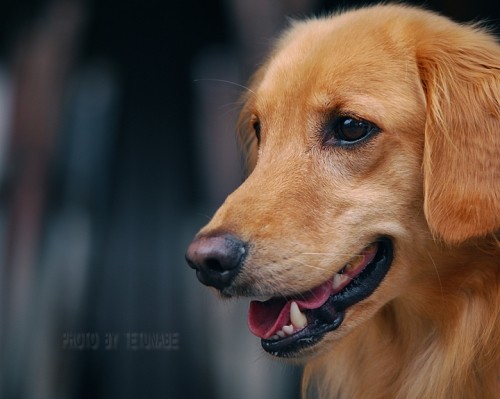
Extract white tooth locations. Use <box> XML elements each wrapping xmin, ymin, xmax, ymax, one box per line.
<box><xmin>282</xmin><ymin>325</ymin><xmax>294</xmax><ymax>335</ymax></box>
<box><xmin>270</xmin><ymin>334</ymin><xmax>279</xmax><ymax>340</ymax></box>
<box><xmin>290</xmin><ymin>301</ymin><xmax>308</xmax><ymax>329</ymax></box>
<box><xmin>333</xmin><ymin>273</ymin><xmax>350</xmax><ymax>290</ymax></box>
<box><xmin>276</xmin><ymin>330</ymin><xmax>286</xmax><ymax>338</ymax></box>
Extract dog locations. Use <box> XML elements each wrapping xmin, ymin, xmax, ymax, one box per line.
<box><xmin>186</xmin><ymin>4</ymin><xmax>499</xmax><ymax>398</ymax></box>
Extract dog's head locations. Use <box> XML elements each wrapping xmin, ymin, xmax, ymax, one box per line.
<box><xmin>186</xmin><ymin>5</ymin><xmax>499</xmax><ymax>359</ymax></box>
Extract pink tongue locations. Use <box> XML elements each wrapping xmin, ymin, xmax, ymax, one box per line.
<box><xmin>248</xmin><ymin>280</ymin><xmax>332</xmax><ymax>339</ymax></box>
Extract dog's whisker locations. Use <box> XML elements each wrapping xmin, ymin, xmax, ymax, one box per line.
<box><xmin>218</xmin><ymin>105</ymin><xmax>248</xmax><ymax>120</ymax></box>
<box><xmin>301</xmin><ymin>252</ymin><xmax>363</xmax><ymax>257</ymax></box>
<box><xmin>195</xmin><ymin>213</ymin><xmax>213</xmax><ymax>222</ymax></box>
<box><xmin>287</xmin><ymin>258</ymin><xmax>356</xmax><ymax>280</ymax></box>
<box><xmin>217</xmin><ymin>100</ymin><xmax>247</xmax><ymax>113</ymax></box>
<box><xmin>193</xmin><ymin>78</ymin><xmax>255</xmax><ymax>95</ymax></box>
<box><xmin>287</xmin><ymin>258</ymin><xmax>328</xmax><ymax>271</ymax></box>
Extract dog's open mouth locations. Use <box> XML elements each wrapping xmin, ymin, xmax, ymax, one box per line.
<box><xmin>248</xmin><ymin>237</ymin><xmax>393</xmax><ymax>357</ymax></box>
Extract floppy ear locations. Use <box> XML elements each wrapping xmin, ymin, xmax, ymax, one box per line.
<box><xmin>418</xmin><ymin>25</ymin><xmax>500</xmax><ymax>244</ymax></box>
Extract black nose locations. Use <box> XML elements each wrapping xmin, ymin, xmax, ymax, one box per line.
<box><xmin>185</xmin><ymin>234</ymin><xmax>247</xmax><ymax>290</ymax></box>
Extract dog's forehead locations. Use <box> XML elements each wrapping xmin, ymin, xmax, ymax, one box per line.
<box><xmin>255</xmin><ymin>12</ymin><xmax>418</xmax><ymax>111</ymax></box>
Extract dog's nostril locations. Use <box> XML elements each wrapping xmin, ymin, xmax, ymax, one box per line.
<box><xmin>185</xmin><ymin>233</ymin><xmax>247</xmax><ymax>290</ymax></box>
<box><xmin>205</xmin><ymin>257</ymin><xmax>225</xmax><ymax>273</ymax></box>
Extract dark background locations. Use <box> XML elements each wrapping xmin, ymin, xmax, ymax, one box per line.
<box><xmin>0</xmin><ymin>1</ymin><xmax>497</xmax><ymax>398</ymax></box>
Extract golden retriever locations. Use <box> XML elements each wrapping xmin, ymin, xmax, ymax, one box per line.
<box><xmin>186</xmin><ymin>4</ymin><xmax>500</xmax><ymax>398</ymax></box>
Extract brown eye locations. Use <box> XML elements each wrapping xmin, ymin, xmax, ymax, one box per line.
<box><xmin>325</xmin><ymin>116</ymin><xmax>379</xmax><ymax>146</ymax></box>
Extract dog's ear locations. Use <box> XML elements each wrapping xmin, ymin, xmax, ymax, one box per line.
<box><xmin>417</xmin><ymin>24</ymin><xmax>500</xmax><ymax>244</ymax></box>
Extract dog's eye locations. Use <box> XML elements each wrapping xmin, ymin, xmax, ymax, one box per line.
<box><xmin>326</xmin><ymin>117</ymin><xmax>379</xmax><ymax>146</ymax></box>
<box><xmin>252</xmin><ymin>120</ymin><xmax>261</xmax><ymax>143</ymax></box>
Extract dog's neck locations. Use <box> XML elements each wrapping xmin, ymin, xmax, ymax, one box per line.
<box><xmin>304</xmin><ymin>242</ymin><xmax>500</xmax><ymax>399</ymax></box>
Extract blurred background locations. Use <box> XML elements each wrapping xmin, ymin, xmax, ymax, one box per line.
<box><xmin>0</xmin><ymin>0</ymin><xmax>497</xmax><ymax>398</ymax></box>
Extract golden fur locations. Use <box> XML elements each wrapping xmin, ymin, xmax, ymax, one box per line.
<box><xmin>197</xmin><ymin>4</ymin><xmax>500</xmax><ymax>398</ymax></box>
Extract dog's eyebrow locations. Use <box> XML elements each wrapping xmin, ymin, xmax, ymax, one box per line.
<box><xmin>310</xmin><ymin>94</ymin><xmax>386</xmax><ymax>130</ymax></box>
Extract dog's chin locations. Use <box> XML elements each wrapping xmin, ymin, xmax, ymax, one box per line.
<box><xmin>245</xmin><ymin>237</ymin><xmax>393</xmax><ymax>359</ymax></box>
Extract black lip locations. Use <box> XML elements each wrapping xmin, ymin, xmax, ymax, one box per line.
<box><xmin>261</xmin><ymin>237</ymin><xmax>393</xmax><ymax>357</ymax></box>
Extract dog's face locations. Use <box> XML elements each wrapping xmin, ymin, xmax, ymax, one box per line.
<box><xmin>186</xmin><ymin>5</ymin><xmax>499</xmax><ymax>359</ymax></box>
